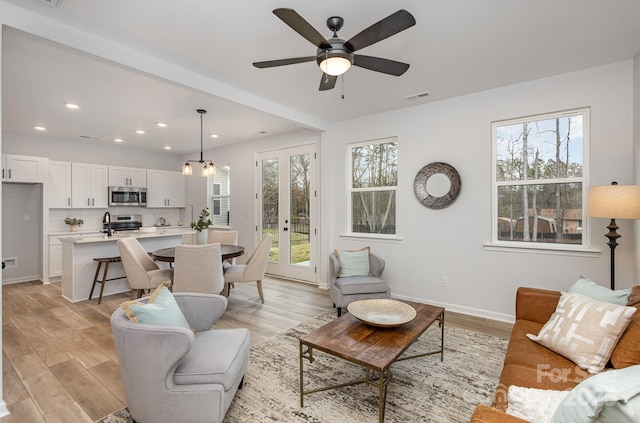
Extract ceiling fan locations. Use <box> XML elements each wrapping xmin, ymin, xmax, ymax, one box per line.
<box><xmin>253</xmin><ymin>8</ymin><xmax>416</xmax><ymax>91</ymax></box>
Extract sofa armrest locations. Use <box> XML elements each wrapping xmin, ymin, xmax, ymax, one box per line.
<box><xmin>515</xmin><ymin>287</ymin><xmax>561</xmax><ymax>324</ymax></box>
<box><xmin>470</xmin><ymin>405</ymin><xmax>530</xmax><ymax>423</ymax></box>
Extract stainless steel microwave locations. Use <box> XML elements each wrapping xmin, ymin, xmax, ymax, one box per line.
<box><xmin>108</xmin><ymin>186</ymin><xmax>147</xmax><ymax>207</ymax></box>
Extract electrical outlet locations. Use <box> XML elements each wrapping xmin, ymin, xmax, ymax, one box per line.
<box><xmin>440</xmin><ymin>276</ymin><xmax>448</xmax><ymax>287</ymax></box>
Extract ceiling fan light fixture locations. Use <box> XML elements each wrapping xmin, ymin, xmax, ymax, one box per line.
<box><xmin>319</xmin><ymin>56</ymin><xmax>352</xmax><ymax>76</ymax></box>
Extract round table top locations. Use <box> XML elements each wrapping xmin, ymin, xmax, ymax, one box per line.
<box><xmin>152</xmin><ymin>244</ymin><xmax>244</xmax><ymax>262</ymax></box>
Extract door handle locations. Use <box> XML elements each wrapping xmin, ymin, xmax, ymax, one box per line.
<box><xmin>88</xmin><ymin>198</ymin><xmax>90</xmax><ymax>206</ymax></box>
<box><xmin>8</xmin><ymin>169</ymin><xmax>11</xmax><ymax>179</ymax></box>
<box><xmin>68</xmin><ymin>198</ymin><xmax>70</xmax><ymax>206</ymax></box>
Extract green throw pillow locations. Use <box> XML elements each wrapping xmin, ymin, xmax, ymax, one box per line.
<box><xmin>120</xmin><ymin>283</ymin><xmax>191</xmax><ymax>331</ymax></box>
<box><xmin>551</xmin><ymin>364</ymin><xmax>640</xmax><ymax>422</ymax></box>
<box><xmin>335</xmin><ymin>247</ymin><xmax>370</xmax><ymax>277</ymax></box>
<box><xmin>569</xmin><ymin>275</ymin><xmax>631</xmax><ymax>306</ymax></box>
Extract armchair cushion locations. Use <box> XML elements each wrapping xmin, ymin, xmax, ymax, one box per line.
<box><xmin>335</xmin><ymin>246</ymin><xmax>370</xmax><ymax>277</ymax></box>
<box><xmin>120</xmin><ymin>283</ymin><xmax>191</xmax><ymax>331</ymax></box>
<box><xmin>175</xmin><ymin>328</ymin><xmax>250</xmax><ymax>389</ymax></box>
<box><xmin>335</xmin><ymin>275</ymin><xmax>388</xmax><ymax>295</ymax></box>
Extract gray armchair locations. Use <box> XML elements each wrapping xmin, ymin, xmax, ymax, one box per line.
<box><xmin>329</xmin><ymin>251</ymin><xmax>390</xmax><ymax>317</ymax></box>
<box><xmin>110</xmin><ymin>292</ymin><xmax>250</xmax><ymax>423</ymax></box>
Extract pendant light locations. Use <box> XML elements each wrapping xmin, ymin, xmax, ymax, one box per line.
<box><xmin>182</xmin><ymin>109</ymin><xmax>215</xmax><ymax>176</ymax></box>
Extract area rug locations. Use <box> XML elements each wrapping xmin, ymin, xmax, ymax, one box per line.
<box><xmin>96</xmin><ymin>310</ymin><xmax>507</xmax><ymax>423</ymax></box>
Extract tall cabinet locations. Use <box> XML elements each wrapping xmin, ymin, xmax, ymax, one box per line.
<box><xmin>71</xmin><ymin>162</ymin><xmax>108</xmax><ymax>208</ymax></box>
<box><xmin>48</xmin><ymin>160</ymin><xmax>72</xmax><ymax>208</ymax></box>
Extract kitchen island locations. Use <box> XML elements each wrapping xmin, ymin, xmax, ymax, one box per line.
<box><xmin>61</xmin><ymin>228</ymin><xmax>195</xmax><ymax>302</ymax></box>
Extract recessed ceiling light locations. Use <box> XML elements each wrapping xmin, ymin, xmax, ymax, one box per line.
<box><xmin>34</xmin><ymin>126</ymin><xmax>46</xmax><ymax>131</ymax></box>
<box><xmin>64</xmin><ymin>103</ymin><xmax>80</xmax><ymax>109</ymax></box>
<box><xmin>135</xmin><ymin>130</ymin><xmax>145</xmax><ymax>134</ymax></box>
<box><xmin>157</xmin><ymin>122</ymin><xmax>167</xmax><ymax>128</ymax></box>
<box><xmin>164</xmin><ymin>146</ymin><xmax>172</xmax><ymax>150</ymax></box>
<box><xmin>209</xmin><ymin>134</ymin><xmax>219</xmax><ymax>138</ymax></box>
<box><xmin>114</xmin><ymin>138</ymin><xmax>124</xmax><ymax>143</ymax></box>
<box><xmin>406</xmin><ymin>91</ymin><xmax>430</xmax><ymax>100</ymax></box>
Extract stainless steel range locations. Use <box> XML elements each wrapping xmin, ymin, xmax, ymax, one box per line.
<box><xmin>104</xmin><ymin>214</ymin><xmax>143</xmax><ymax>233</ymax></box>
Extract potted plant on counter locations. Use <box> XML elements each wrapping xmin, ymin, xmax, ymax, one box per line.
<box><xmin>191</xmin><ymin>208</ymin><xmax>212</xmax><ymax>244</ymax></box>
<box><xmin>65</xmin><ymin>217</ymin><xmax>84</xmax><ymax>232</ymax></box>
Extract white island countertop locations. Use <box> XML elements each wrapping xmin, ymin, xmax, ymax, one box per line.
<box><xmin>60</xmin><ymin>227</ymin><xmax>195</xmax><ymax>243</ymax></box>
<box><xmin>61</xmin><ymin>228</ymin><xmax>195</xmax><ymax>302</ymax></box>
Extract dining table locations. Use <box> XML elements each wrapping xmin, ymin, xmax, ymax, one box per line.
<box><xmin>151</xmin><ymin>244</ymin><xmax>245</xmax><ymax>264</ymax></box>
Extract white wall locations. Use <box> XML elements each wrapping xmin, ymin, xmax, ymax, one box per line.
<box><xmin>634</xmin><ymin>51</ymin><xmax>640</xmax><ymax>281</ymax></box>
<box><xmin>185</xmin><ymin>129</ymin><xmax>320</xmax><ymax>261</ymax></box>
<box><xmin>327</xmin><ymin>61</ymin><xmax>635</xmax><ymax>321</ymax></box>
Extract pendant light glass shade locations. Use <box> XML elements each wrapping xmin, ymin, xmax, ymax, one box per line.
<box><xmin>319</xmin><ymin>56</ymin><xmax>351</xmax><ymax>76</ymax></box>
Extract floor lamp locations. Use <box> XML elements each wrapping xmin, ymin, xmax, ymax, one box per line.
<box><xmin>586</xmin><ymin>182</ymin><xmax>640</xmax><ymax>290</ymax></box>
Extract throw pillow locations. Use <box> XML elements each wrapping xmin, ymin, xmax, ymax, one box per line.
<box><xmin>550</xmin><ymin>364</ymin><xmax>640</xmax><ymax>423</ymax></box>
<box><xmin>526</xmin><ymin>292</ymin><xmax>636</xmax><ymax>374</ymax></box>
<box><xmin>610</xmin><ymin>286</ymin><xmax>640</xmax><ymax>369</ymax></box>
<box><xmin>335</xmin><ymin>246</ymin><xmax>370</xmax><ymax>277</ymax></box>
<box><xmin>568</xmin><ymin>275</ymin><xmax>631</xmax><ymax>305</ymax></box>
<box><xmin>120</xmin><ymin>282</ymin><xmax>191</xmax><ymax>330</ymax></box>
<box><xmin>506</xmin><ymin>386</ymin><xmax>570</xmax><ymax>423</ymax></box>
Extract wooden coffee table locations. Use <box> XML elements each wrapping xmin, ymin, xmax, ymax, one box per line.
<box><xmin>299</xmin><ymin>300</ymin><xmax>444</xmax><ymax>423</ymax></box>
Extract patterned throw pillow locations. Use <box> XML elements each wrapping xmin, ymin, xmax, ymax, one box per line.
<box><xmin>527</xmin><ymin>292</ymin><xmax>636</xmax><ymax>374</ymax></box>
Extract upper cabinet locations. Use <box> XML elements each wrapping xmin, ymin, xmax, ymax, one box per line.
<box><xmin>48</xmin><ymin>160</ymin><xmax>72</xmax><ymax>208</ymax></box>
<box><xmin>146</xmin><ymin>169</ymin><xmax>186</xmax><ymax>208</ymax></box>
<box><xmin>71</xmin><ymin>162</ymin><xmax>109</xmax><ymax>208</ymax></box>
<box><xmin>2</xmin><ymin>154</ymin><xmax>46</xmax><ymax>183</ymax></box>
<box><xmin>108</xmin><ymin>166</ymin><xmax>146</xmax><ymax>187</ymax></box>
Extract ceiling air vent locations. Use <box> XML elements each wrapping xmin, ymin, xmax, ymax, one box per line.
<box><xmin>406</xmin><ymin>91</ymin><xmax>430</xmax><ymax>100</ymax></box>
<box><xmin>80</xmin><ymin>135</ymin><xmax>100</xmax><ymax>141</ymax></box>
<box><xmin>36</xmin><ymin>0</ymin><xmax>63</xmax><ymax>7</ymax></box>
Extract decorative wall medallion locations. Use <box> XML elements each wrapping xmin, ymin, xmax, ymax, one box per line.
<box><xmin>413</xmin><ymin>162</ymin><xmax>461</xmax><ymax>209</ymax></box>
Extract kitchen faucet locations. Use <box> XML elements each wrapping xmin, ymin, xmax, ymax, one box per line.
<box><xmin>103</xmin><ymin>211</ymin><xmax>112</xmax><ymax>237</ymax></box>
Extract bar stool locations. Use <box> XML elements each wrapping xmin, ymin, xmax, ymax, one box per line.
<box><xmin>89</xmin><ymin>256</ymin><xmax>125</xmax><ymax>304</ymax></box>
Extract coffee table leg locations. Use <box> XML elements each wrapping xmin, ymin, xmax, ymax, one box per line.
<box><xmin>439</xmin><ymin>312</ymin><xmax>445</xmax><ymax>361</ymax></box>
<box><xmin>299</xmin><ymin>341</ymin><xmax>304</xmax><ymax>407</ymax></box>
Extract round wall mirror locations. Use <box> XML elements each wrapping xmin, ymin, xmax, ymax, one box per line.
<box><xmin>413</xmin><ymin>162</ymin><xmax>461</xmax><ymax>209</ymax></box>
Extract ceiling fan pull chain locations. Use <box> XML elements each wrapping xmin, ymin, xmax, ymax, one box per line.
<box><xmin>341</xmin><ymin>74</ymin><xmax>345</xmax><ymax>100</ymax></box>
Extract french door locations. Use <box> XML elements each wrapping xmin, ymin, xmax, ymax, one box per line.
<box><xmin>256</xmin><ymin>144</ymin><xmax>317</xmax><ymax>283</ymax></box>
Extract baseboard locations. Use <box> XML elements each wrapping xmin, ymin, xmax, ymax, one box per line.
<box><xmin>391</xmin><ymin>293</ymin><xmax>515</xmax><ymax>324</ymax></box>
<box><xmin>2</xmin><ymin>275</ymin><xmax>42</xmax><ymax>285</ymax></box>
<box><xmin>0</xmin><ymin>400</ymin><xmax>9</xmax><ymax>418</ymax></box>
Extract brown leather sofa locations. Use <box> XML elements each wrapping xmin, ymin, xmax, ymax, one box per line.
<box><xmin>470</xmin><ymin>286</ymin><xmax>640</xmax><ymax>423</ymax></box>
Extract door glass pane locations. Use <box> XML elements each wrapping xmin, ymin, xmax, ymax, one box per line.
<box><xmin>262</xmin><ymin>158</ymin><xmax>279</xmax><ymax>262</ymax></box>
<box><xmin>290</xmin><ymin>154</ymin><xmax>310</xmax><ymax>266</ymax></box>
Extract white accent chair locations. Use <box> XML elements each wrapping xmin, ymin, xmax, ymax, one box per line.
<box><xmin>110</xmin><ymin>292</ymin><xmax>250</xmax><ymax>423</ymax></box>
<box><xmin>117</xmin><ymin>237</ymin><xmax>173</xmax><ymax>298</ymax></box>
<box><xmin>172</xmin><ymin>243</ymin><xmax>225</xmax><ymax>294</ymax></box>
<box><xmin>223</xmin><ymin>234</ymin><xmax>272</xmax><ymax>303</ymax></box>
<box><xmin>329</xmin><ymin>251</ymin><xmax>390</xmax><ymax>317</ymax></box>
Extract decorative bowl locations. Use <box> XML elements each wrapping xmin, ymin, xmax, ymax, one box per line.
<box><xmin>139</xmin><ymin>226</ymin><xmax>156</xmax><ymax>233</ymax></box>
<box><xmin>347</xmin><ymin>299</ymin><xmax>417</xmax><ymax>327</ymax></box>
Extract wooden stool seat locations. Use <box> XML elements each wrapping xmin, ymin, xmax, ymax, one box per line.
<box><xmin>89</xmin><ymin>256</ymin><xmax>126</xmax><ymax>304</ymax></box>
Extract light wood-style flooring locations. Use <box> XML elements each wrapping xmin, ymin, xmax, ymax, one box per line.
<box><xmin>1</xmin><ymin>277</ymin><xmax>512</xmax><ymax>423</ymax></box>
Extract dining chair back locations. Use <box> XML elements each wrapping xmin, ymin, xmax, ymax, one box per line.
<box><xmin>223</xmin><ymin>234</ymin><xmax>272</xmax><ymax>303</ymax></box>
<box><xmin>208</xmin><ymin>230</ymin><xmax>239</xmax><ymax>266</ymax></box>
<box><xmin>117</xmin><ymin>237</ymin><xmax>173</xmax><ymax>298</ymax></box>
<box><xmin>173</xmin><ymin>243</ymin><xmax>225</xmax><ymax>294</ymax></box>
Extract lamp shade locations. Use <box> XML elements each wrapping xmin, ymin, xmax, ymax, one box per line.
<box><xmin>319</xmin><ymin>57</ymin><xmax>352</xmax><ymax>76</ymax></box>
<box><xmin>586</xmin><ymin>184</ymin><xmax>640</xmax><ymax>219</ymax></box>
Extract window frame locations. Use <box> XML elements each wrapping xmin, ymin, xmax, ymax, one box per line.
<box><xmin>346</xmin><ymin>137</ymin><xmax>399</xmax><ymax>239</ymax></box>
<box><xmin>208</xmin><ymin>166</ymin><xmax>231</xmax><ymax>227</ymax></box>
<box><xmin>490</xmin><ymin>108</ymin><xmax>593</xmax><ymax>253</ymax></box>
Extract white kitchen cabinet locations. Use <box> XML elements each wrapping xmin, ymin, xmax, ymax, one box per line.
<box><xmin>49</xmin><ymin>240</ymin><xmax>62</xmax><ymax>278</ymax></box>
<box><xmin>72</xmin><ymin>162</ymin><xmax>108</xmax><ymax>208</ymax></box>
<box><xmin>48</xmin><ymin>160</ymin><xmax>72</xmax><ymax>208</ymax></box>
<box><xmin>2</xmin><ymin>154</ymin><xmax>46</xmax><ymax>183</ymax></box>
<box><xmin>146</xmin><ymin>169</ymin><xmax>185</xmax><ymax>208</ymax></box>
<box><xmin>108</xmin><ymin>166</ymin><xmax>146</xmax><ymax>187</ymax></box>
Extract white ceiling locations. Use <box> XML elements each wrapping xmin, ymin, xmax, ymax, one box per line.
<box><xmin>3</xmin><ymin>0</ymin><xmax>640</xmax><ymax>156</ymax></box>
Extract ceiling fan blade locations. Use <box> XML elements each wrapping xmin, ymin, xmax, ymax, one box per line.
<box><xmin>273</xmin><ymin>8</ymin><xmax>331</xmax><ymax>49</ymax></box>
<box><xmin>319</xmin><ymin>73</ymin><xmax>337</xmax><ymax>91</ymax></box>
<box><xmin>253</xmin><ymin>56</ymin><xmax>316</xmax><ymax>69</ymax></box>
<box><xmin>344</xmin><ymin>9</ymin><xmax>416</xmax><ymax>52</ymax></box>
<box><xmin>353</xmin><ymin>55</ymin><xmax>410</xmax><ymax>76</ymax></box>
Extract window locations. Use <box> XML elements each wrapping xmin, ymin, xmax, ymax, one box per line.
<box><xmin>348</xmin><ymin>138</ymin><xmax>397</xmax><ymax>235</ymax></box>
<box><xmin>492</xmin><ymin>108</ymin><xmax>589</xmax><ymax>247</ymax></box>
<box><xmin>209</xmin><ymin>166</ymin><xmax>230</xmax><ymax>226</ymax></box>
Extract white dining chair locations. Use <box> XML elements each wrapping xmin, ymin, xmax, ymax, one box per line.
<box><xmin>223</xmin><ymin>234</ymin><xmax>272</xmax><ymax>303</ymax></box>
<box><xmin>172</xmin><ymin>243</ymin><xmax>225</xmax><ymax>294</ymax></box>
<box><xmin>117</xmin><ymin>237</ymin><xmax>173</xmax><ymax>298</ymax></box>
